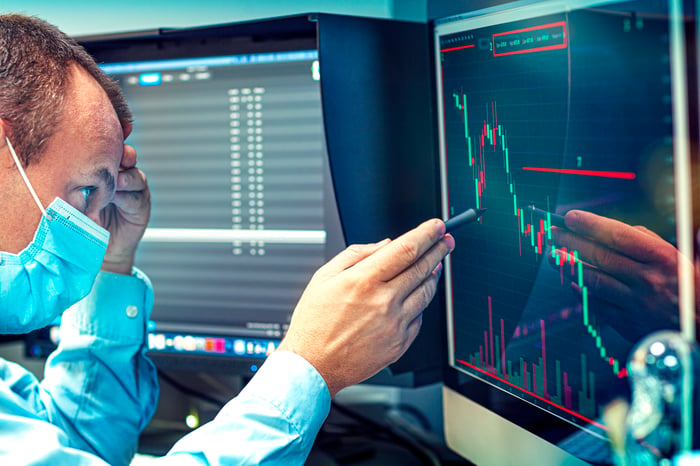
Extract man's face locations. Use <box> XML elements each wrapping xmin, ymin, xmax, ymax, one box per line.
<box><xmin>0</xmin><ymin>64</ymin><xmax>125</xmax><ymax>253</ymax></box>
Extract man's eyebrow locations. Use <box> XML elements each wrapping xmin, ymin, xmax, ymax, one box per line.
<box><xmin>96</xmin><ymin>167</ymin><xmax>116</xmax><ymax>194</ymax></box>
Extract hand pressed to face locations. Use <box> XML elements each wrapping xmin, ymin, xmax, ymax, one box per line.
<box><xmin>278</xmin><ymin>219</ymin><xmax>455</xmax><ymax>397</ymax></box>
<box><xmin>98</xmin><ymin>126</ymin><xmax>151</xmax><ymax>275</ymax></box>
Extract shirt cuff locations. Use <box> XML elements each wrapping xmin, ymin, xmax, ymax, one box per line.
<box><xmin>227</xmin><ymin>350</ymin><xmax>331</xmax><ymax>441</ymax></box>
<box><xmin>59</xmin><ymin>267</ymin><xmax>153</xmax><ymax>344</ymax></box>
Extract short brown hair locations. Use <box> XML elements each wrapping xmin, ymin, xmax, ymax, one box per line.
<box><xmin>0</xmin><ymin>14</ymin><xmax>132</xmax><ymax>165</ymax></box>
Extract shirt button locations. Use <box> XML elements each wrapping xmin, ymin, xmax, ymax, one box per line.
<box><xmin>126</xmin><ymin>305</ymin><xmax>139</xmax><ymax>318</ymax></box>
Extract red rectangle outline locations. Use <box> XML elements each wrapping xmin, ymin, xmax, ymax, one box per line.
<box><xmin>492</xmin><ymin>21</ymin><xmax>567</xmax><ymax>57</ymax></box>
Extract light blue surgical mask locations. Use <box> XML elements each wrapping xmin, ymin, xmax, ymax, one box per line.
<box><xmin>0</xmin><ymin>137</ymin><xmax>109</xmax><ymax>334</ymax></box>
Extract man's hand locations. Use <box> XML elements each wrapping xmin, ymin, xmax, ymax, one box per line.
<box><xmin>99</xmin><ymin>142</ymin><xmax>150</xmax><ymax>275</ymax></box>
<box><xmin>550</xmin><ymin>210</ymin><xmax>696</xmax><ymax>341</ymax></box>
<box><xmin>278</xmin><ymin>219</ymin><xmax>455</xmax><ymax>397</ymax></box>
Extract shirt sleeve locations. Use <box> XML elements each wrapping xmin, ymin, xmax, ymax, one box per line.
<box><xmin>0</xmin><ymin>268</ymin><xmax>159</xmax><ymax>466</ymax></box>
<box><xmin>160</xmin><ymin>350</ymin><xmax>331</xmax><ymax>466</ymax></box>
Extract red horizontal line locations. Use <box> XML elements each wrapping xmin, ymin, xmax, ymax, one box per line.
<box><xmin>522</xmin><ymin>167</ymin><xmax>636</xmax><ymax>180</ymax></box>
<box><xmin>441</xmin><ymin>44</ymin><xmax>475</xmax><ymax>53</ymax></box>
<box><xmin>455</xmin><ymin>359</ymin><xmax>607</xmax><ymax>430</ymax></box>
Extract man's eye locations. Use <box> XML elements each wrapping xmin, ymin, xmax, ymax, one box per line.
<box><xmin>81</xmin><ymin>186</ymin><xmax>97</xmax><ymax>203</ymax></box>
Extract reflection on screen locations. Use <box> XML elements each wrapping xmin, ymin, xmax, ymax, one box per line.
<box><xmin>436</xmin><ymin>0</ymin><xmax>690</xmax><ymax>451</ymax></box>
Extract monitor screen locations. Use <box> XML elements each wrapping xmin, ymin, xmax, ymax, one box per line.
<box><xmin>435</xmin><ymin>0</ymin><xmax>695</xmax><ymax>463</ymax></box>
<box><xmin>121</xmin><ymin>50</ymin><xmax>334</xmax><ymax>370</ymax></box>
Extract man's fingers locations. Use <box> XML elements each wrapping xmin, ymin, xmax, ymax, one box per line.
<box><xmin>111</xmin><ymin>168</ymin><xmax>149</xmax><ymax>215</ymax></box>
<box><xmin>634</xmin><ymin>224</ymin><xmax>664</xmax><ymax>240</ymax></box>
<box><xmin>120</xmin><ymin>144</ymin><xmax>137</xmax><ymax>169</ymax></box>
<box><xmin>553</xmin><ymin>252</ymin><xmax>633</xmax><ymax>304</ymax></box>
<box><xmin>401</xmin><ymin>263</ymin><xmax>442</xmax><ymax>322</ymax></box>
<box><xmin>360</xmin><ymin>219</ymin><xmax>446</xmax><ymax>282</ymax></box>
<box><xmin>117</xmin><ymin>167</ymin><xmax>147</xmax><ymax>192</ymax></box>
<box><xmin>111</xmin><ymin>190</ymin><xmax>150</xmax><ymax>217</ymax></box>
<box><xmin>563</xmin><ymin>210</ymin><xmax>664</xmax><ymax>262</ymax></box>
<box><xmin>550</xmin><ymin>228</ymin><xmax>640</xmax><ymax>279</ymax></box>
<box><xmin>391</xmin><ymin>235</ymin><xmax>452</xmax><ymax>301</ymax></box>
<box><xmin>321</xmin><ymin>239</ymin><xmax>391</xmax><ymax>275</ymax></box>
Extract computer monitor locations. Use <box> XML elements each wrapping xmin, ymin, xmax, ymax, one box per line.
<box><xmin>434</xmin><ymin>0</ymin><xmax>695</xmax><ymax>463</ymax></box>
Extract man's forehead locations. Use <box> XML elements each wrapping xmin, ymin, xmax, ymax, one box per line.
<box><xmin>65</xmin><ymin>107</ymin><xmax>123</xmax><ymax>149</ymax></box>
<box><xmin>63</xmin><ymin>65</ymin><xmax>124</xmax><ymax>146</ymax></box>
<box><xmin>55</xmin><ymin>67</ymin><xmax>125</xmax><ymax>178</ymax></box>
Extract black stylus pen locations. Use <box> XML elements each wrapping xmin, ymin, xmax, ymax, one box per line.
<box><xmin>527</xmin><ymin>205</ymin><xmax>567</xmax><ymax>229</ymax></box>
<box><xmin>444</xmin><ymin>208</ymin><xmax>486</xmax><ymax>233</ymax></box>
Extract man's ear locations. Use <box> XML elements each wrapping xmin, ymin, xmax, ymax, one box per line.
<box><xmin>0</xmin><ymin>120</ymin><xmax>17</xmax><ymax>170</ymax></box>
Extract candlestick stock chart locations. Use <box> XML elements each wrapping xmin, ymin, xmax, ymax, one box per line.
<box><xmin>439</xmin><ymin>6</ymin><xmax>681</xmax><ymax>440</ymax></box>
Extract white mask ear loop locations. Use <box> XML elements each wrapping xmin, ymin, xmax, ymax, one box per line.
<box><xmin>6</xmin><ymin>137</ymin><xmax>48</xmax><ymax>218</ymax></box>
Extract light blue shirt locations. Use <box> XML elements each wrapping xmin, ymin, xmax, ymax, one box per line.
<box><xmin>0</xmin><ymin>270</ymin><xmax>331</xmax><ymax>465</ymax></box>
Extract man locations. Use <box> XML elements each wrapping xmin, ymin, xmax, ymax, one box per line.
<box><xmin>0</xmin><ymin>14</ymin><xmax>454</xmax><ymax>465</ymax></box>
